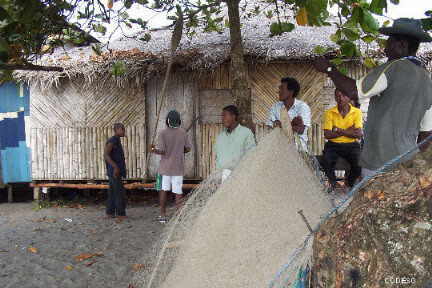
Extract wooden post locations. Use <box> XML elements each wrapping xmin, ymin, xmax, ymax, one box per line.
<box><xmin>33</xmin><ymin>186</ymin><xmax>40</xmax><ymax>200</ymax></box>
<box><xmin>7</xmin><ymin>185</ymin><xmax>13</xmax><ymax>203</ymax></box>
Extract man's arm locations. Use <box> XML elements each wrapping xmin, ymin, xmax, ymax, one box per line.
<box><xmin>418</xmin><ymin>131</ymin><xmax>432</xmax><ymax>152</ymax></box>
<box><xmin>150</xmin><ymin>145</ymin><xmax>165</xmax><ymax>155</ymax></box>
<box><xmin>291</xmin><ymin>116</ymin><xmax>305</xmax><ymax>134</ymax></box>
<box><xmin>324</xmin><ymin>129</ymin><xmax>342</xmax><ymax>140</ymax></box>
<box><xmin>104</xmin><ymin>142</ymin><xmax>120</xmax><ymax>178</ymax></box>
<box><xmin>314</xmin><ymin>58</ymin><xmax>358</xmax><ymax>103</ymax></box>
<box><xmin>184</xmin><ymin>133</ymin><xmax>192</xmax><ymax>153</ymax></box>
<box><xmin>340</xmin><ymin>127</ymin><xmax>363</xmax><ymax>139</ymax></box>
<box><xmin>267</xmin><ymin>105</ymin><xmax>280</xmax><ymax>128</ymax></box>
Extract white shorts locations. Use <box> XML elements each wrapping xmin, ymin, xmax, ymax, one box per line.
<box><xmin>161</xmin><ymin>175</ymin><xmax>184</xmax><ymax>195</ymax></box>
<box><xmin>221</xmin><ymin>169</ymin><xmax>232</xmax><ymax>183</ymax></box>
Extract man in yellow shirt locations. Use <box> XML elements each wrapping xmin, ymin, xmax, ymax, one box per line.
<box><xmin>323</xmin><ymin>89</ymin><xmax>363</xmax><ymax>190</ymax></box>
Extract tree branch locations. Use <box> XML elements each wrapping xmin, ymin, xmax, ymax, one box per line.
<box><xmin>0</xmin><ymin>64</ymin><xmax>64</xmax><ymax>72</ymax></box>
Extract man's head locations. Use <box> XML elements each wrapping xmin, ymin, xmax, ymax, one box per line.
<box><xmin>279</xmin><ymin>77</ymin><xmax>300</xmax><ymax>101</ymax></box>
<box><xmin>166</xmin><ymin>110</ymin><xmax>182</xmax><ymax>128</ymax></box>
<box><xmin>222</xmin><ymin>105</ymin><xmax>239</xmax><ymax>129</ymax></box>
<box><xmin>379</xmin><ymin>18</ymin><xmax>432</xmax><ymax>60</ymax></box>
<box><xmin>384</xmin><ymin>34</ymin><xmax>420</xmax><ymax>60</ymax></box>
<box><xmin>113</xmin><ymin>123</ymin><xmax>125</xmax><ymax>137</ymax></box>
<box><xmin>334</xmin><ymin>89</ymin><xmax>351</xmax><ymax>107</ymax></box>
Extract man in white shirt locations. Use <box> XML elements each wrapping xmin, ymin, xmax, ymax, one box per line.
<box><xmin>267</xmin><ymin>77</ymin><xmax>311</xmax><ymax>152</ymax></box>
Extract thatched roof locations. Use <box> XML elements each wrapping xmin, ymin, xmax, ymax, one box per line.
<box><xmin>16</xmin><ymin>7</ymin><xmax>432</xmax><ymax>89</ymax></box>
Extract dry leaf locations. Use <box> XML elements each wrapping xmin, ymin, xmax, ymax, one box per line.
<box><xmin>377</xmin><ymin>191</ymin><xmax>385</xmax><ymax>200</ymax></box>
<box><xmin>419</xmin><ymin>176</ymin><xmax>432</xmax><ymax>189</ymax></box>
<box><xmin>28</xmin><ymin>247</ymin><xmax>38</xmax><ymax>254</ymax></box>
<box><xmin>85</xmin><ymin>260</ymin><xmax>97</xmax><ymax>267</ymax></box>
<box><xmin>132</xmin><ymin>264</ymin><xmax>146</xmax><ymax>272</ymax></box>
<box><xmin>65</xmin><ymin>265</ymin><xmax>73</xmax><ymax>271</ymax></box>
<box><xmin>74</xmin><ymin>252</ymin><xmax>103</xmax><ymax>262</ymax></box>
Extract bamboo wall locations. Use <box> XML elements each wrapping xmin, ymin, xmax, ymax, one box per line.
<box><xmin>28</xmin><ymin>82</ymin><xmax>146</xmax><ymax>180</ymax></box>
<box><xmin>27</xmin><ymin>61</ymin><xmax>368</xmax><ymax>181</ymax></box>
<box><xmin>29</xmin><ymin>124</ymin><xmax>145</xmax><ymax>180</ymax></box>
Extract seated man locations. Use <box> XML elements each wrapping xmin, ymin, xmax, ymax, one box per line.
<box><xmin>267</xmin><ymin>77</ymin><xmax>311</xmax><ymax>152</ymax></box>
<box><xmin>215</xmin><ymin>105</ymin><xmax>256</xmax><ymax>182</ymax></box>
<box><xmin>323</xmin><ymin>89</ymin><xmax>363</xmax><ymax>191</ymax></box>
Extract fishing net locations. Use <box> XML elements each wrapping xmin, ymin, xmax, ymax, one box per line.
<box><xmin>133</xmin><ymin>127</ymin><xmax>332</xmax><ymax>288</ymax></box>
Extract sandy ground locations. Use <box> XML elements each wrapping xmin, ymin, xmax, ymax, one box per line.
<box><xmin>0</xmin><ymin>197</ymin><xmax>166</xmax><ymax>288</ymax></box>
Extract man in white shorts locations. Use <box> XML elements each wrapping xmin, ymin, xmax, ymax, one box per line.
<box><xmin>151</xmin><ymin>110</ymin><xmax>191</xmax><ymax>223</ymax></box>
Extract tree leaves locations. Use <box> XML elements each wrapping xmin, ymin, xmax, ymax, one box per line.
<box><xmin>111</xmin><ymin>61</ymin><xmax>126</xmax><ymax>76</ymax></box>
<box><xmin>270</xmin><ymin>22</ymin><xmax>295</xmax><ymax>36</ymax></box>
<box><xmin>369</xmin><ymin>0</ymin><xmax>387</xmax><ymax>15</ymax></box>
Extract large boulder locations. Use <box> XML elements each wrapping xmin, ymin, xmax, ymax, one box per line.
<box><xmin>313</xmin><ymin>147</ymin><xmax>432</xmax><ymax>287</ymax></box>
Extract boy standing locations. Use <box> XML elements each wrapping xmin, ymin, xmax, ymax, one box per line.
<box><xmin>104</xmin><ymin>123</ymin><xmax>127</xmax><ymax>219</ymax></box>
<box><xmin>151</xmin><ymin>110</ymin><xmax>191</xmax><ymax>223</ymax></box>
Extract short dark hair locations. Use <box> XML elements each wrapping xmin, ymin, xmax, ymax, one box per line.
<box><xmin>113</xmin><ymin>123</ymin><xmax>124</xmax><ymax>130</ymax></box>
<box><xmin>281</xmin><ymin>77</ymin><xmax>301</xmax><ymax>98</ymax></box>
<box><xmin>393</xmin><ymin>34</ymin><xmax>420</xmax><ymax>55</ymax></box>
<box><xmin>223</xmin><ymin>105</ymin><xmax>239</xmax><ymax>119</ymax></box>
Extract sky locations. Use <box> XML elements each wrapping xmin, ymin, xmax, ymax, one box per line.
<box><xmin>136</xmin><ymin>0</ymin><xmax>432</xmax><ymax>28</ymax></box>
<box><xmin>95</xmin><ymin>0</ymin><xmax>432</xmax><ymax>42</ymax></box>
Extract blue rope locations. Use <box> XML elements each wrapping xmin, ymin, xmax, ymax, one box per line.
<box><xmin>268</xmin><ymin>134</ymin><xmax>432</xmax><ymax>288</ymax></box>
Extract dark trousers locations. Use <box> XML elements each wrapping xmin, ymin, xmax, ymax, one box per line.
<box><xmin>323</xmin><ymin>141</ymin><xmax>361</xmax><ymax>187</ymax></box>
<box><xmin>106</xmin><ymin>176</ymin><xmax>126</xmax><ymax>216</ymax></box>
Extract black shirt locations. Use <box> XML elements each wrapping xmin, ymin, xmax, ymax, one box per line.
<box><xmin>105</xmin><ymin>136</ymin><xmax>126</xmax><ymax>178</ymax></box>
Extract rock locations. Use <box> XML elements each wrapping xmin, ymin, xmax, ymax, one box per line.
<box><xmin>313</xmin><ymin>146</ymin><xmax>432</xmax><ymax>287</ymax></box>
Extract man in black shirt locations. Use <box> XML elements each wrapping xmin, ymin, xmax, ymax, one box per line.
<box><xmin>104</xmin><ymin>123</ymin><xmax>127</xmax><ymax>219</ymax></box>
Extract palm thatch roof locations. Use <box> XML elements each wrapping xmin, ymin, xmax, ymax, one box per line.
<box><xmin>15</xmin><ymin>6</ymin><xmax>432</xmax><ymax>89</ymax></box>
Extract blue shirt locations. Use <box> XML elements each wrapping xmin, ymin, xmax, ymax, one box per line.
<box><xmin>105</xmin><ymin>136</ymin><xmax>126</xmax><ymax>178</ymax></box>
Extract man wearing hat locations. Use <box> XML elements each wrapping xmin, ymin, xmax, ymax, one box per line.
<box><xmin>314</xmin><ymin>18</ymin><xmax>432</xmax><ymax>177</ymax></box>
<box><xmin>151</xmin><ymin>110</ymin><xmax>191</xmax><ymax>223</ymax></box>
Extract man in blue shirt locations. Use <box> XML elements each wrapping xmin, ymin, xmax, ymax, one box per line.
<box><xmin>104</xmin><ymin>123</ymin><xmax>127</xmax><ymax>219</ymax></box>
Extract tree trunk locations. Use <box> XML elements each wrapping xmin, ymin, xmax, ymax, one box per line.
<box><xmin>226</xmin><ymin>0</ymin><xmax>254</xmax><ymax>131</ymax></box>
<box><xmin>313</xmin><ymin>146</ymin><xmax>432</xmax><ymax>287</ymax></box>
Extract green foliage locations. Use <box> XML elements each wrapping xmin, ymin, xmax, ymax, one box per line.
<box><xmin>111</xmin><ymin>61</ymin><xmax>126</xmax><ymax>76</ymax></box>
<box><xmin>270</xmin><ymin>22</ymin><xmax>295</xmax><ymax>36</ymax></box>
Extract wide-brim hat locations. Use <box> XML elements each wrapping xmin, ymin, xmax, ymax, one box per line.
<box><xmin>379</xmin><ymin>18</ymin><xmax>432</xmax><ymax>42</ymax></box>
<box><xmin>167</xmin><ymin>110</ymin><xmax>181</xmax><ymax>128</ymax></box>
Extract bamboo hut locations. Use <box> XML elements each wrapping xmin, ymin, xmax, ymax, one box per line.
<box><xmin>15</xmin><ymin>9</ymin><xmax>432</xmax><ymax>184</ymax></box>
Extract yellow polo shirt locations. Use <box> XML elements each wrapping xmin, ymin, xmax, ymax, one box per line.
<box><xmin>323</xmin><ymin>105</ymin><xmax>363</xmax><ymax>143</ymax></box>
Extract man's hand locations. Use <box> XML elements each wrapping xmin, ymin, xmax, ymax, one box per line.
<box><xmin>114</xmin><ymin>167</ymin><xmax>120</xmax><ymax>178</ymax></box>
<box><xmin>291</xmin><ymin>116</ymin><xmax>305</xmax><ymax>134</ymax></box>
<box><xmin>313</xmin><ymin>57</ymin><xmax>332</xmax><ymax>73</ymax></box>
<box><xmin>150</xmin><ymin>144</ymin><xmax>156</xmax><ymax>153</ymax></box>
<box><xmin>273</xmin><ymin>120</ymin><xmax>282</xmax><ymax>128</ymax></box>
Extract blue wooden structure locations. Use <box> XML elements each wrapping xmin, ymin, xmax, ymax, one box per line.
<box><xmin>0</xmin><ymin>82</ymin><xmax>31</xmax><ymax>184</ymax></box>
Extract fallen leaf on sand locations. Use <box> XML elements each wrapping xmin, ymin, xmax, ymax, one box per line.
<box><xmin>85</xmin><ymin>260</ymin><xmax>97</xmax><ymax>267</ymax></box>
<box><xmin>74</xmin><ymin>252</ymin><xmax>103</xmax><ymax>262</ymax></box>
<box><xmin>28</xmin><ymin>247</ymin><xmax>38</xmax><ymax>254</ymax></box>
<box><xmin>34</xmin><ymin>217</ymin><xmax>56</xmax><ymax>223</ymax></box>
<box><xmin>65</xmin><ymin>265</ymin><xmax>73</xmax><ymax>271</ymax></box>
<box><xmin>166</xmin><ymin>241</ymin><xmax>181</xmax><ymax>249</ymax></box>
<box><xmin>132</xmin><ymin>264</ymin><xmax>146</xmax><ymax>272</ymax></box>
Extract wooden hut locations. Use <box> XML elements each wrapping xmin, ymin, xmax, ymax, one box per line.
<box><xmin>16</xmin><ymin>11</ymin><xmax>432</xmax><ymax>186</ymax></box>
